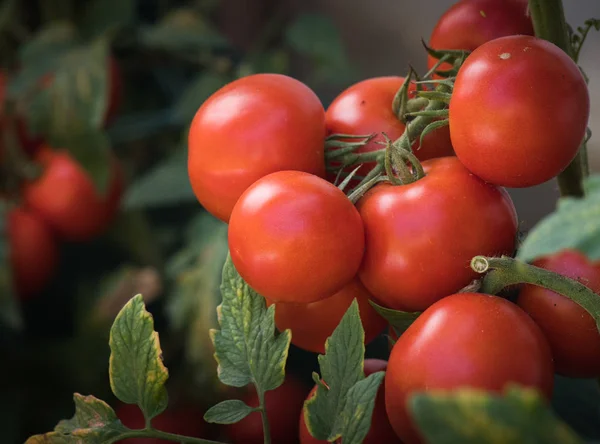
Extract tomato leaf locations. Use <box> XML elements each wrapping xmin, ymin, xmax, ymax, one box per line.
<box><xmin>329</xmin><ymin>371</ymin><xmax>385</xmax><ymax>444</ymax></box>
<box><xmin>109</xmin><ymin>294</ymin><xmax>169</xmax><ymax>421</ymax></box>
<box><xmin>123</xmin><ymin>149</ymin><xmax>197</xmax><ymax>209</ymax></box>
<box><xmin>304</xmin><ymin>299</ymin><xmax>367</xmax><ymax>441</ymax></box>
<box><xmin>211</xmin><ymin>255</ymin><xmax>291</xmax><ymax>390</ymax></box>
<box><xmin>0</xmin><ymin>205</ymin><xmax>22</xmax><ymax>330</ymax></box>
<box><xmin>204</xmin><ymin>399</ymin><xmax>256</xmax><ymax>424</ymax></box>
<box><xmin>368</xmin><ymin>299</ymin><xmax>420</xmax><ymax>334</ymax></box>
<box><xmin>410</xmin><ymin>385</ymin><xmax>583</xmax><ymax>444</ymax></box>
<box><xmin>518</xmin><ymin>175</ymin><xmax>600</xmax><ymax>263</ymax></box>
<box><xmin>25</xmin><ymin>394</ymin><xmax>127</xmax><ymax>443</ymax></box>
<box><xmin>18</xmin><ymin>22</ymin><xmax>79</xmax><ymax>67</ymax></box>
<box><xmin>79</xmin><ymin>0</ymin><xmax>135</xmax><ymax>39</ymax></box>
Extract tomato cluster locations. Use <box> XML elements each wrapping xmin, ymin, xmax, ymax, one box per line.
<box><xmin>186</xmin><ymin>0</ymin><xmax>596</xmax><ymax>443</ymax></box>
<box><xmin>1</xmin><ymin>58</ymin><xmax>123</xmax><ymax>302</ymax></box>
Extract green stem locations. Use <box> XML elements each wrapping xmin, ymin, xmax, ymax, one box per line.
<box><xmin>528</xmin><ymin>0</ymin><xmax>587</xmax><ymax>197</ymax></box>
<box><xmin>258</xmin><ymin>389</ymin><xmax>272</xmax><ymax>444</ymax></box>
<box><xmin>471</xmin><ymin>256</ymin><xmax>600</xmax><ymax>333</ymax></box>
<box><xmin>112</xmin><ymin>429</ymin><xmax>224</xmax><ymax>444</ymax></box>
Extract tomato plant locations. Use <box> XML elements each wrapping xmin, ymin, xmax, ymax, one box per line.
<box><xmin>266</xmin><ymin>279</ymin><xmax>387</xmax><ymax>354</ymax></box>
<box><xmin>325</xmin><ymin>76</ymin><xmax>453</xmax><ymax>181</ymax></box>
<box><xmin>22</xmin><ymin>146</ymin><xmax>123</xmax><ymax>242</ymax></box>
<box><xmin>428</xmin><ymin>0</ymin><xmax>533</xmax><ymax>73</ymax></box>
<box><xmin>449</xmin><ymin>35</ymin><xmax>590</xmax><ymax>188</ymax></box>
<box><xmin>517</xmin><ymin>250</ymin><xmax>600</xmax><ymax>378</ymax></box>
<box><xmin>225</xmin><ymin>376</ymin><xmax>310</xmax><ymax>444</ymax></box>
<box><xmin>188</xmin><ymin>73</ymin><xmax>327</xmax><ymax>223</ymax></box>
<box><xmin>8</xmin><ymin>207</ymin><xmax>58</xmax><ymax>300</ymax></box>
<box><xmin>229</xmin><ymin>170</ymin><xmax>365</xmax><ymax>303</ymax></box>
<box><xmin>385</xmin><ymin>292</ymin><xmax>554</xmax><ymax>444</ymax></box>
<box><xmin>299</xmin><ymin>359</ymin><xmax>401</xmax><ymax>444</ymax></box>
<box><xmin>357</xmin><ymin>156</ymin><xmax>518</xmax><ymax>312</ymax></box>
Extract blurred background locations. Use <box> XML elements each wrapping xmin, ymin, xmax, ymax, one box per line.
<box><xmin>0</xmin><ymin>0</ymin><xmax>598</xmax><ymax>443</ymax></box>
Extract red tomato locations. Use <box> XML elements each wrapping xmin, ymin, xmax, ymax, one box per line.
<box><xmin>357</xmin><ymin>157</ymin><xmax>517</xmax><ymax>312</ymax></box>
<box><xmin>299</xmin><ymin>359</ymin><xmax>401</xmax><ymax>444</ymax></box>
<box><xmin>229</xmin><ymin>170</ymin><xmax>365</xmax><ymax>303</ymax></box>
<box><xmin>517</xmin><ymin>250</ymin><xmax>600</xmax><ymax>378</ymax></box>
<box><xmin>326</xmin><ymin>77</ymin><xmax>454</xmax><ymax>182</ymax></box>
<box><xmin>7</xmin><ymin>207</ymin><xmax>58</xmax><ymax>300</ymax></box>
<box><xmin>266</xmin><ymin>279</ymin><xmax>387</xmax><ymax>354</ymax></box>
<box><xmin>22</xmin><ymin>146</ymin><xmax>123</xmax><ymax>242</ymax></box>
<box><xmin>116</xmin><ymin>403</ymin><xmax>208</xmax><ymax>443</ymax></box>
<box><xmin>449</xmin><ymin>35</ymin><xmax>590</xmax><ymax>188</ymax></box>
<box><xmin>188</xmin><ymin>74</ymin><xmax>326</xmax><ymax>222</ymax></box>
<box><xmin>427</xmin><ymin>0</ymin><xmax>533</xmax><ymax>73</ymax></box>
<box><xmin>226</xmin><ymin>376</ymin><xmax>310</xmax><ymax>444</ymax></box>
<box><xmin>386</xmin><ymin>293</ymin><xmax>554</xmax><ymax>444</ymax></box>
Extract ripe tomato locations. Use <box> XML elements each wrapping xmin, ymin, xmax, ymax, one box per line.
<box><xmin>7</xmin><ymin>207</ymin><xmax>58</xmax><ymax>300</ymax></box>
<box><xmin>266</xmin><ymin>279</ymin><xmax>387</xmax><ymax>354</ymax></box>
<box><xmin>386</xmin><ymin>293</ymin><xmax>554</xmax><ymax>444</ymax></box>
<box><xmin>116</xmin><ymin>403</ymin><xmax>208</xmax><ymax>443</ymax></box>
<box><xmin>517</xmin><ymin>250</ymin><xmax>600</xmax><ymax>378</ymax></box>
<box><xmin>326</xmin><ymin>77</ymin><xmax>454</xmax><ymax>182</ymax></box>
<box><xmin>449</xmin><ymin>35</ymin><xmax>590</xmax><ymax>188</ymax></box>
<box><xmin>22</xmin><ymin>146</ymin><xmax>123</xmax><ymax>242</ymax></box>
<box><xmin>357</xmin><ymin>157</ymin><xmax>517</xmax><ymax>312</ymax></box>
<box><xmin>226</xmin><ymin>375</ymin><xmax>310</xmax><ymax>444</ymax></box>
<box><xmin>299</xmin><ymin>359</ymin><xmax>401</xmax><ymax>444</ymax></box>
<box><xmin>428</xmin><ymin>0</ymin><xmax>533</xmax><ymax>72</ymax></box>
<box><xmin>188</xmin><ymin>74</ymin><xmax>326</xmax><ymax>222</ymax></box>
<box><xmin>229</xmin><ymin>170</ymin><xmax>365</xmax><ymax>304</ymax></box>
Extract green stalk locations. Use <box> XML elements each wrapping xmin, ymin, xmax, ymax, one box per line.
<box><xmin>258</xmin><ymin>389</ymin><xmax>272</xmax><ymax>444</ymax></box>
<box><xmin>528</xmin><ymin>0</ymin><xmax>587</xmax><ymax>197</ymax></box>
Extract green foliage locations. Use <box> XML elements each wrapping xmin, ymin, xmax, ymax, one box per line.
<box><xmin>0</xmin><ymin>204</ymin><xmax>21</xmax><ymax>330</ymax></box>
<box><xmin>109</xmin><ymin>294</ymin><xmax>169</xmax><ymax>421</ymax></box>
<box><xmin>172</xmin><ymin>72</ymin><xmax>230</xmax><ymax>125</ymax></box>
<box><xmin>304</xmin><ymin>300</ymin><xmax>383</xmax><ymax>444</ymax></box>
<box><xmin>410</xmin><ymin>385</ymin><xmax>583</xmax><ymax>444</ymax></box>
<box><xmin>368</xmin><ymin>299</ymin><xmax>420</xmax><ymax>334</ymax></box>
<box><xmin>79</xmin><ymin>0</ymin><xmax>136</xmax><ymax>39</ymax></box>
<box><xmin>518</xmin><ymin>175</ymin><xmax>600</xmax><ymax>263</ymax></box>
<box><xmin>204</xmin><ymin>399</ymin><xmax>256</xmax><ymax>424</ymax></box>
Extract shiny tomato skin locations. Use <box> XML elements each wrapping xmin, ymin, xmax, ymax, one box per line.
<box><xmin>325</xmin><ymin>76</ymin><xmax>453</xmax><ymax>181</ymax></box>
<box><xmin>116</xmin><ymin>403</ymin><xmax>208</xmax><ymax>443</ymax></box>
<box><xmin>8</xmin><ymin>207</ymin><xmax>58</xmax><ymax>300</ymax></box>
<box><xmin>299</xmin><ymin>359</ymin><xmax>401</xmax><ymax>444</ymax></box>
<box><xmin>428</xmin><ymin>0</ymin><xmax>533</xmax><ymax>72</ymax></box>
<box><xmin>357</xmin><ymin>157</ymin><xmax>517</xmax><ymax>312</ymax></box>
<box><xmin>386</xmin><ymin>293</ymin><xmax>554</xmax><ymax>444</ymax></box>
<box><xmin>267</xmin><ymin>279</ymin><xmax>387</xmax><ymax>354</ymax></box>
<box><xmin>226</xmin><ymin>376</ymin><xmax>310</xmax><ymax>444</ymax></box>
<box><xmin>229</xmin><ymin>170</ymin><xmax>365</xmax><ymax>303</ymax></box>
<box><xmin>22</xmin><ymin>147</ymin><xmax>123</xmax><ymax>242</ymax></box>
<box><xmin>450</xmin><ymin>35</ymin><xmax>590</xmax><ymax>188</ymax></box>
<box><xmin>517</xmin><ymin>250</ymin><xmax>600</xmax><ymax>378</ymax></box>
<box><xmin>188</xmin><ymin>74</ymin><xmax>326</xmax><ymax>222</ymax></box>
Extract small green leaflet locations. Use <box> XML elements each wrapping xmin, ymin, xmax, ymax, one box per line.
<box><xmin>410</xmin><ymin>385</ymin><xmax>583</xmax><ymax>444</ymax></box>
<box><xmin>211</xmin><ymin>255</ymin><xmax>291</xmax><ymax>390</ymax></box>
<box><xmin>25</xmin><ymin>394</ymin><xmax>127</xmax><ymax>443</ymax></box>
<box><xmin>368</xmin><ymin>299</ymin><xmax>420</xmax><ymax>334</ymax></box>
<box><xmin>518</xmin><ymin>175</ymin><xmax>600</xmax><ymax>262</ymax></box>
<box><xmin>109</xmin><ymin>294</ymin><xmax>169</xmax><ymax>421</ymax></box>
<box><xmin>304</xmin><ymin>300</ymin><xmax>383</xmax><ymax>444</ymax></box>
<box><xmin>204</xmin><ymin>399</ymin><xmax>256</xmax><ymax>424</ymax></box>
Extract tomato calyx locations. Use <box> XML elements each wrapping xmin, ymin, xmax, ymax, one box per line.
<box><xmin>471</xmin><ymin>255</ymin><xmax>600</xmax><ymax>334</ymax></box>
<box><xmin>421</xmin><ymin>38</ymin><xmax>471</xmax><ymax>79</ymax></box>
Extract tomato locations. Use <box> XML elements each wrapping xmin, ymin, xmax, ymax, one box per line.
<box><xmin>7</xmin><ymin>207</ymin><xmax>58</xmax><ymax>300</ymax></box>
<box><xmin>517</xmin><ymin>250</ymin><xmax>600</xmax><ymax>378</ymax></box>
<box><xmin>427</xmin><ymin>0</ymin><xmax>533</xmax><ymax>73</ymax></box>
<box><xmin>299</xmin><ymin>359</ymin><xmax>401</xmax><ymax>444</ymax></box>
<box><xmin>188</xmin><ymin>74</ymin><xmax>326</xmax><ymax>222</ymax></box>
<box><xmin>226</xmin><ymin>375</ymin><xmax>310</xmax><ymax>444</ymax></box>
<box><xmin>229</xmin><ymin>170</ymin><xmax>365</xmax><ymax>303</ymax></box>
<box><xmin>449</xmin><ymin>35</ymin><xmax>590</xmax><ymax>188</ymax></box>
<box><xmin>266</xmin><ymin>279</ymin><xmax>387</xmax><ymax>354</ymax></box>
<box><xmin>22</xmin><ymin>146</ymin><xmax>123</xmax><ymax>242</ymax></box>
<box><xmin>116</xmin><ymin>403</ymin><xmax>208</xmax><ymax>443</ymax></box>
<box><xmin>326</xmin><ymin>76</ymin><xmax>454</xmax><ymax>182</ymax></box>
<box><xmin>386</xmin><ymin>293</ymin><xmax>554</xmax><ymax>444</ymax></box>
<box><xmin>357</xmin><ymin>157</ymin><xmax>517</xmax><ymax>312</ymax></box>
